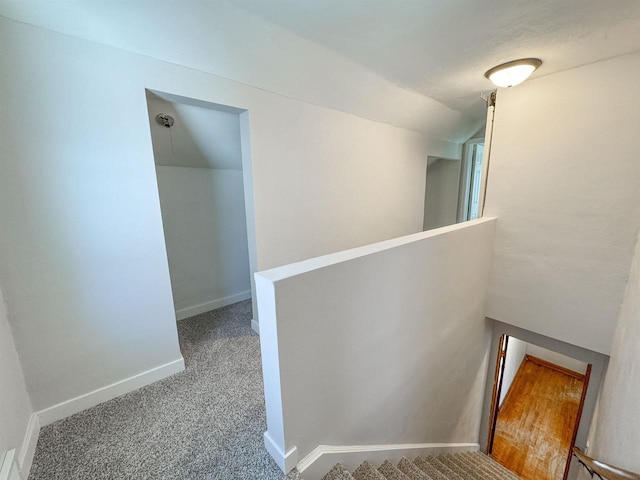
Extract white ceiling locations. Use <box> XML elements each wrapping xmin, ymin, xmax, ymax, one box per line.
<box><xmin>231</xmin><ymin>0</ymin><xmax>640</xmax><ymax>117</ymax></box>
<box><xmin>147</xmin><ymin>93</ymin><xmax>243</xmax><ymax>170</ymax></box>
<box><xmin>2</xmin><ymin>0</ymin><xmax>640</xmax><ymax>123</ymax></box>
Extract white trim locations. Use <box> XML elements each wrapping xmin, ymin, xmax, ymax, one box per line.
<box><xmin>257</xmin><ymin>218</ymin><xmax>495</xmax><ymax>282</ymax></box>
<box><xmin>175</xmin><ymin>291</ymin><xmax>251</xmax><ymax>320</ymax></box>
<box><xmin>297</xmin><ymin>442</ymin><xmax>479</xmax><ymax>480</ymax></box>
<box><xmin>251</xmin><ymin>318</ymin><xmax>259</xmax><ymax>334</ymax></box>
<box><xmin>37</xmin><ymin>358</ymin><xmax>185</xmax><ymax>426</ymax></box>
<box><xmin>478</xmin><ymin>104</ymin><xmax>495</xmax><ymax>217</ymax></box>
<box><xmin>239</xmin><ymin>110</ymin><xmax>261</xmax><ymax>340</ymax></box>
<box><xmin>457</xmin><ymin>136</ymin><xmax>485</xmax><ymax>223</ymax></box>
<box><xmin>264</xmin><ymin>432</ymin><xmax>298</xmax><ymax>473</ymax></box>
<box><xmin>17</xmin><ymin>413</ymin><xmax>39</xmax><ymax>476</ymax></box>
<box><xmin>0</xmin><ymin>449</ymin><xmax>19</xmax><ymax>480</ymax></box>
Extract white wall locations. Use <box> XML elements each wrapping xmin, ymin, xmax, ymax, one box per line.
<box><xmin>586</xmin><ymin>232</ymin><xmax>640</xmax><ymax>473</ymax></box>
<box><xmin>525</xmin><ymin>344</ymin><xmax>587</xmax><ymax>375</ymax></box>
<box><xmin>155</xmin><ymin>167</ymin><xmax>251</xmax><ymax>317</ymax></box>
<box><xmin>256</xmin><ymin>218</ymin><xmax>496</xmax><ymax>472</ymax></box>
<box><xmin>0</xmin><ymin>18</ymin><xmax>463</xmax><ymax>417</ymax></box>
<box><xmin>0</xmin><ymin>286</ymin><xmax>37</xmax><ymax>477</ymax></box>
<box><xmin>0</xmin><ymin>17</ymin><xmax>186</xmax><ymax>415</ymax></box>
<box><xmin>499</xmin><ymin>336</ymin><xmax>527</xmax><ymax>405</ymax></box>
<box><xmin>424</xmin><ymin>158</ymin><xmax>461</xmax><ymax>230</ymax></box>
<box><xmin>484</xmin><ymin>52</ymin><xmax>640</xmax><ymax>355</ymax></box>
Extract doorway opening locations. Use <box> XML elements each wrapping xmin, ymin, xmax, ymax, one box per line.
<box><xmin>145</xmin><ymin>90</ymin><xmax>258</xmax><ymax>327</ymax></box>
<box><xmin>487</xmin><ymin>335</ymin><xmax>591</xmax><ymax>480</ymax></box>
<box><xmin>422</xmin><ymin>156</ymin><xmax>462</xmax><ymax>230</ymax></box>
<box><xmin>422</xmin><ymin>133</ymin><xmax>487</xmax><ymax>232</ymax></box>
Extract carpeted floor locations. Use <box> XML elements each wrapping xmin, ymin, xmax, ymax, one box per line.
<box><xmin>28</xmin><ymin>300</ymin><xmax>286</xmax><ymax>479</ymax></box>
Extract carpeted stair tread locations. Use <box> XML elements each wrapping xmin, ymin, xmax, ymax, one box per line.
<box><xmin>284</xmin><ymin>468</ymin><xmax>304</xmax><ymax>480</ymax></box>
<box><xmin>314</xmin><ymin>451</ymin><xmax>523</xmax><ymax>480</ymax></box>
<box><xmin>438</xmin><ymin>455</ymin><xmax>477</xmax><ymax>479</ymax></box>
<box><xmin>322</xmin><ymin>463</ymin><xmax>357</xmax><ymax>480</ymax></box>
<box><xmin>454</xmin><ymin>453</ymin><xmax>498</xmax><ymax>480</ymax></box>
<box><xmin>473</xmin><ymin>451</ymin><xmax>521</xmax><ymax>479</ymax></box>
<box><xmin>465</xmin><ymin>452</ymin><xmax>521</xmax><ymax>480</ymax></box>
<box><xmin>397</xmin><ymin>457</ymin><xmax>431</xmax><ymax>480</ymax></box>
<box><xmin>354</xmin><ymin>461</ymin><xmax>387</xmax><ymax>480</ymax></box>
<box><xmin>413</xmin><ymin>457</ymin><xmax>449</xmax><ymax>480</ymax></box>
<box><xmin>450</xmin><ymin>453</ymin><xmax>493</xmax><ymax>480</ymax></box>
<box><xmin>423</xmin><ymin>456</ymin><xmax>463</xmax><ymax>480</ymax></box>
<box><xmin>460</xmin><ymin>452</ymin><xmax>504</xmax><ymax>479</ymax></box>
<box><xmin>437</xmin><ymin>454</ymin><xmax>482</xmax><ymax>480</ymax></box>
<box><xmin>378</xmin><ymin>460</ymin><xmax>412</xmax><ymax>480</ymax></box>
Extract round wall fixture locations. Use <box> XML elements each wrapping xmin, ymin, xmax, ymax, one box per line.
<box><xmin>156</xmin><ymin>113</ymin><xmax>175</xmax><ymax>128</ymax></box>
<box><xmin>484</xmin><ymin>58</ymin><xmax>542</xmax><ymax>88</ymax></box>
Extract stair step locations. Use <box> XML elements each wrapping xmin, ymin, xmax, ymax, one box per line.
<box><xmin>464</xmin><ymin>452</ymin><xmax>520</xmax><ymax>480</ymax></box>
<box><xmin>438</xmin><ymin>454</ymin><xmax>483</xmax><ymax>480</ymax></box>
<box><xmin>378</xmin><ymin>460</ymin><xmax>411</xmax><ymax>480</ymax></box>
<box><xmin>322</xmin><ymin>463</ymin><xmax>356</xmax><ymax>480</ymax></box>
<box><xmin>284</xmin><ymin>468</ymin><xmax>303</xmax><ymax>480</ymax></box>
<box><xmin>353</xmin><ymin>460</ymin><xmax>387</xmax><ymax>480</ymax></box>
<box><xmin>455</xmin><ymin>453</ymin><xmax>499</xmax><ymax>480</ymax></box>
<box><xmin>425</xmin><ymin>456</ymin><xmax>462</xmax><ymax>480</ymax></box>
<box><xmin>397</xmin><ymin>457</ymin><xmax>431</xmax><ymax>480</ymax></box>
<box><xmin>413</xmin><ymin>457</ymin><xmax>447</xmax><ymax>480</ymax></box>
<box><xmin>440</xmin><ymin>454</ymin><xmax>484</xmax><ymax>480</ymax></box>
<box><xmin>310</xmin><ymin>451</ymin><xmax>523</xmax><ymax>480</ymax></box>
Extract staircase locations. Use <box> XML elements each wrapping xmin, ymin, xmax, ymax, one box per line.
<box><xmin>294</xmin><ymin>451</ymin><xmax>521</xmax><ymax>480</ymax></box>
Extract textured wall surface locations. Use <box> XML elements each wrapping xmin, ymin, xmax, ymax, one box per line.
<box><xmin>484</xmin><ymin>53</ymin><xmax>640</xmax><ymax>354</ymax></box>
<box><xmin>587</xmin><ymin>233</ymin><xmax>640</xmax><ymax>473</ymax></box>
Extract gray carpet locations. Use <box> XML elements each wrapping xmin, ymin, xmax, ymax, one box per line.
<box><xmin>28</xmin><ymin>300</ymin><xmax>286</xmax><ymax>479</ymax></box>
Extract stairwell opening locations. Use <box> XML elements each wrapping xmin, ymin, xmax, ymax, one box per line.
<box><xmin>480</xmin><ymin>321</ymin><xmax>609</xmax><ymax>480</ymax></box>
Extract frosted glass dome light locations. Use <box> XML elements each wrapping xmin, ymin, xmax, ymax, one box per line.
<box><xmin>485</xmin><ymin>58</ymin><xmax>542</xmax><ymax>88</ymax></box>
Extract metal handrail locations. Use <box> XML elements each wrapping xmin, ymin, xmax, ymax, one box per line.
<box><xmin>573</xmin><ymin>447</ymin><xmax>640</xmax><ymax>480</ymax></box>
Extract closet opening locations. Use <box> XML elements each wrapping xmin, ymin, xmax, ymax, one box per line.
<box><xmin>145</xmin><ymin>90</ymin><xmax>258</xmax><ymax>330</ymax></box>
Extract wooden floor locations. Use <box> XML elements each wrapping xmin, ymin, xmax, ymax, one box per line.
<box><xmin>492</xmin><ymin>357</ymin><xmax>584</xmax><ymax>480</ymax></box>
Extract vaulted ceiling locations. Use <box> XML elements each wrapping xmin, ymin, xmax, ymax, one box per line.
<box><xmin>3</xmin><ymin>0</ymin><xmax>640</xmax><ymax>123</ymax></box>
<box><xmin>231</xmin><ymin>0</ymin><xmax>640</xmax><ymax>119</ymax></box>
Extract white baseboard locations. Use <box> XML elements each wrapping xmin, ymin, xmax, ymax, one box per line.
<box><xmin>17</xmin><ymin>413</ymin><xmax>40</xmax><ymax>477</ymax></box>
<box><xmin>37</xmin><ymin>357</ymin><xmax>185</xmax><ymax>426</ymax></box>
<box><xmin>251</xmin><ymin>318</ymin><xmax>259</xmax><ymax>334</ymax></box>
<box><xmin>297</xmin><ymin>442</ymin><xmax>479</xmax><ymax>480</ymax></box>
<box><xmin>176</xmin><ymin>291</ymin><xmax>251</xmax><ymax>320</ymax></box>
<box><xmin>264</xmin><ymin>431</ymin><xmax>298</xmax><ymax>473</ymax></box>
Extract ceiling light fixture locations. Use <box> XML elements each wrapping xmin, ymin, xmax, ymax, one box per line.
<box><xmin>484</xmin><ymin>58</ymin><xmax>542</xmax><ymax>88</ymax></box>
